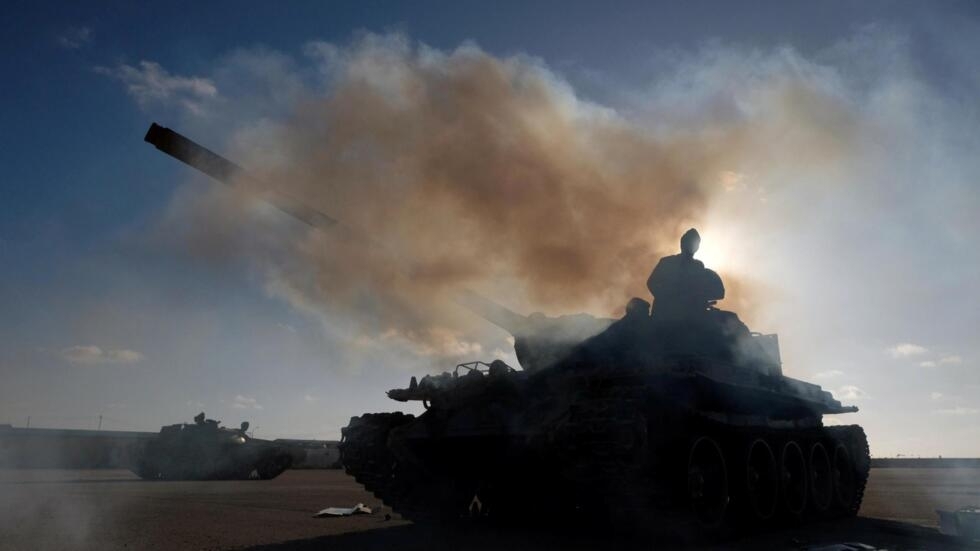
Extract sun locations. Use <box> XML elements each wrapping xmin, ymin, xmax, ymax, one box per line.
<box><xmin>692</xmin><ymin>225</ymin><xmax>739</xmax><ymax>277</ymax></box>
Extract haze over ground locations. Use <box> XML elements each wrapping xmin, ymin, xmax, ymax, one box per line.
<box><xmin>1</xmin><ymin>1</ymin><xmax>978</xmax><ymax>457</ymax></box>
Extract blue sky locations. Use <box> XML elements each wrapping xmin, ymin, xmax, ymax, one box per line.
<box><xmin>2</xmin><ymin>1</ymin><xmax>979</xmax><ymax>455</ymax></box>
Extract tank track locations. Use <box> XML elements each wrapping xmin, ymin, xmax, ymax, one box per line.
<box><xmin>827</xmin><ymin>424</ymin><xmax>871</xmax><ymax>517</ymax></box>
<box><xmin>553</xmin><ymin>388</ymin><xmax>872</xmax><ymax>535</ymax></box>
<box><xmin>341</xmin><ymin>408</ymin><xmax>870</xmax><ymax>535</ymax></box>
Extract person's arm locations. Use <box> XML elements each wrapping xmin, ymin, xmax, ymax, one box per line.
<box><xmin>647</xmin><ymin>258</ymin><xmax>666</xmax><ymax>297</ymax></box>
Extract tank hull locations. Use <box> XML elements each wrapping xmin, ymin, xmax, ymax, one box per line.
<box><xmin>132</xmin><ymin>439</ymin><xmax>295</xmax><ymax>481</ymax></box>
<box><xmin>341</xmin><ymin>365</ymin><xmax>869</xmax><ymax>536</ymax></box>
<box><xmin>131</xmin><ymin>422</ymin><xmax>301</xmax><ymax>481</ymax></box>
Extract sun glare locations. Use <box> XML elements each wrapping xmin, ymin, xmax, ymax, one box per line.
<box><xmin>693</xmin><ymin>226</ymin><xmax>738</xmax><ymax>277</ymax></box>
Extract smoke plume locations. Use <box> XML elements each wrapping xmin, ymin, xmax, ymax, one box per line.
<box><xmin>161</xmin><ymin>31</ymin><xmax>933</xmax><ymax>362</ymax></box>
<box><xmin>183</xmin><ymin>35</ymin><xmax>799</xmax><ymax>356</ymax></box>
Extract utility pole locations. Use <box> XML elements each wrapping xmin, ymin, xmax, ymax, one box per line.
<box><xmin>97</xmin><ymin>415</ymin><xmax>103</xmax><ymax>431</ymax></box>
<box><xmin>26</xmin><ymin>416</ymin><xmax>30</xmax><ymax>428</ymax></box>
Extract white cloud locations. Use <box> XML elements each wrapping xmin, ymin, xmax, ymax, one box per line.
<box><xmin>835</xmin><ymin>385</ymin><xmax>869</xmax><ymax>400</ymax></box>
<box><xmin>61</xmin><ymin>345</ymin><xmax>144</xmax><ymax>365</ymax></box>
<box><xmin>232</xmin><ymin>394</ymin><xmax>263</xmax><ymax>410</ymax></box>
<box><xmin>930</xmin><ymin>392</ymin><xmax>944</xmax><ymax>401</ymax></box>
<box><xmin>95</xmin><ymin>61</ymin><xmax>218</xmax><ymax>115</ymax></box>
<box><xmin>815</xmin><ymin>369</ymin><xmax>844</xmax><ymax>379</ymax></box>
<box><xmin>933</xmin><ymin>407</ymin><xmax>979</xmax><ymax>416</ymax></box>
<box><xmin>919</xmin><ymin>355</ymin><xmax>962</xmax><ymax>368</ymax></box>
<box><xmin>57</xmin><ymin>26</ymin><xmax>92</xmax><ymax>49</ymax></box>
<box><xmin>303</xmin><ymin>394</ymin><xmax>317</xmax><ymax>403</ymax></box>
<box><xmin>886</xmin><ymin>343</ymin><xmax>928</xmax><ymax>358</ymax></box>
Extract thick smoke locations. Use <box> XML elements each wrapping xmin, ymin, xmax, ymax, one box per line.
<box><xmin>200</xmin><ymin>36</ymin><xmax>798</xmax><ymax>356</ymax></box>
<box><xmin>162</xmin><ymin>29</ymin><xmax>977</xmax><ymax>378</ymax></box>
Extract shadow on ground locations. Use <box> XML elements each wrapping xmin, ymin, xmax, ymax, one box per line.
<box><xmin>244</xmin><ymin>517</ymin><xmax>977</xmax><ymax>551</ymax></box>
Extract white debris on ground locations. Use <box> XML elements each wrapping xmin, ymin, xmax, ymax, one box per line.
<box><xmin>313</xmin><ymin>503</ymin><xmax>373</xmax><ymax>517</ymax></box>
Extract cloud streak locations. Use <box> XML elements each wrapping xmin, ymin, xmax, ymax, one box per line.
<box><xmin>96</xmin><ymin>61</ymin><xmax>217</xmax><ymax>114</ymax></box>
<box><xmin>57</xmin><ymin>26</ymin><xmax>92</xmax><ymax>50</ymax></box>
<box><xmin>232</xmin><ymin>394</ymin><xmax>262</xmax><ymax>410</ymax></box>
<box><xmin>61</xmin><ymin>345</ymin><xmax>144</xmax><ymax>365</ymax></box>
<box><xmin>887</xmin><ymin>343</ymin><xmax>928</xmax><ymax>358</ymax></box>
<box><xmin>835</xmin><ymin>385</ymin><xmax>869</xmax><ymax>400</ymax></box>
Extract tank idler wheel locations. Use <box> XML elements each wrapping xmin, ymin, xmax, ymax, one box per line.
<box><xmin>808</xmin><ymin>442</ymin><xmax>832</xmax><ymax>513</ymax></box>
<box><xmin>687</xmin><ymin>436</ymin><xmax>730</xmax><ymax>530</ymax></box>
<box><xmin>779</xmin><ymin>441</ymin><xmax>807</xmax><ymax>518</ymax></box>
<box><xmin>832</xmin><ymin>443</ymin><xmax>857</xmax><ymax>512</ymax></box>
<box><xmin>745</xmin><ymin>439</ymin><xmax>778</xmax><ymax>521</ymax></box>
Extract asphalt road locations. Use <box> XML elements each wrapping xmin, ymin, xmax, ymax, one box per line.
<box><xmin>0</xmin><ymin>468</ymin><xmax>977</xmax><ymax>550</ymax></box>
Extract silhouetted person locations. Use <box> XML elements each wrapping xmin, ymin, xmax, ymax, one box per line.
<box><xmin>624</xmin><ymin>297</ymin><xmax>651</xmax><ymax>319</ymax></box>
<box><xmin>647</xmin><ymin>228</ymin><xmax>724</xmax><ymax>320</ymax></box>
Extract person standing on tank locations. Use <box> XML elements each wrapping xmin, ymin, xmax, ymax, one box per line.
<box><xmin>646</xmin><ymin>228</ymin><xmax>724</xmax><ymax>320</ymax></box>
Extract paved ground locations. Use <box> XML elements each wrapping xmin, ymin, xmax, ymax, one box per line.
<box><xmin>0</xmin><ymin>468</ymin><xmax>977</xmax><ymax>550</ymax></box>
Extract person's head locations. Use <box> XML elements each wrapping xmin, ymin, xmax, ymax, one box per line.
<box><xmin>625</xmin><ymin>297</ymin><xmax>651</xmax><ymax>318</ymax></box>
<box><xmin>680</xmin><ymin>228</ymin><xmax>701</xmax><ymax>257</ymax></box>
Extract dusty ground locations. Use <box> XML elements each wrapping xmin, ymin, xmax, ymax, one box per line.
<box><xmin>0</xmin><ymin>468</ymin><xmax>977</xmax><ymax>550</ymax></box>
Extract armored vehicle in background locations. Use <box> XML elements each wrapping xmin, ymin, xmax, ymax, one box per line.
<box><xmin>131</xmin><ymin>414</ymin><xmax>302</xmax><ymax>481</ymax></box>
<box><xmin>143</xmin><ymin>123</ymin><xmax>869</xmax><ymax>536</ymax></box>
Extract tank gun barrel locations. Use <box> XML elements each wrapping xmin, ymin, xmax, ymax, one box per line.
<box><xmin>144</xmin><ymin>123</ymin><xmax>338</xmax><ymax>231</ymax></box>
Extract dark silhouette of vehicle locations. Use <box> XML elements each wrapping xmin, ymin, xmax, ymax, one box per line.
<box><xmin>346</xmin><ymin>298</ymin><xmax>868</xmax><ymax>536</ymax></box>
<box><xmin>131</xmin><ymin>413</ymin><xmax>302</xmax><ymax>481</ymax></box>
<box><xmin>143</xmin><ymin>123</ymin><xmax>869</xmax><ymax>536</ymax></box>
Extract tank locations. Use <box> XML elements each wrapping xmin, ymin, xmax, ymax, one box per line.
<box><xmin>143</xmin><ymin>123</ymin><xmax>870</xmax><ymax>536</ymax></box>
<box><xmin>131</xmin><ymin>413</ymin><xmax>303</xmax><ymax>481</ymax></box>
<box><xmin>342</xmin><ymin>301</ymin><xmax>868</xmax><ymax>536</ymax></box>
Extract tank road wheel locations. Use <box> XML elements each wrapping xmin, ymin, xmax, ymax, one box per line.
<box><xmin>832</xmin><ymin>443</ymin><xmax>857</xmax><ymax>512</ymax></box>
<box><xmin>745</xmin><ymin>439</ymin><xmax>778</xmax><ymax>521</ymax></box>
<box><xmin>687</xmin><ymin>436</ymin><xmax>730</xmax><ymax>530</ymax></box>
<box><xmin>808</xmin><ymin>442</ymin><xmax>832</xmax><ymax>513</ymax></box>
<box><xmin>779</xmin><ymin>441</ymin><xmax>807</xmax><ymax>518</ymax></box>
